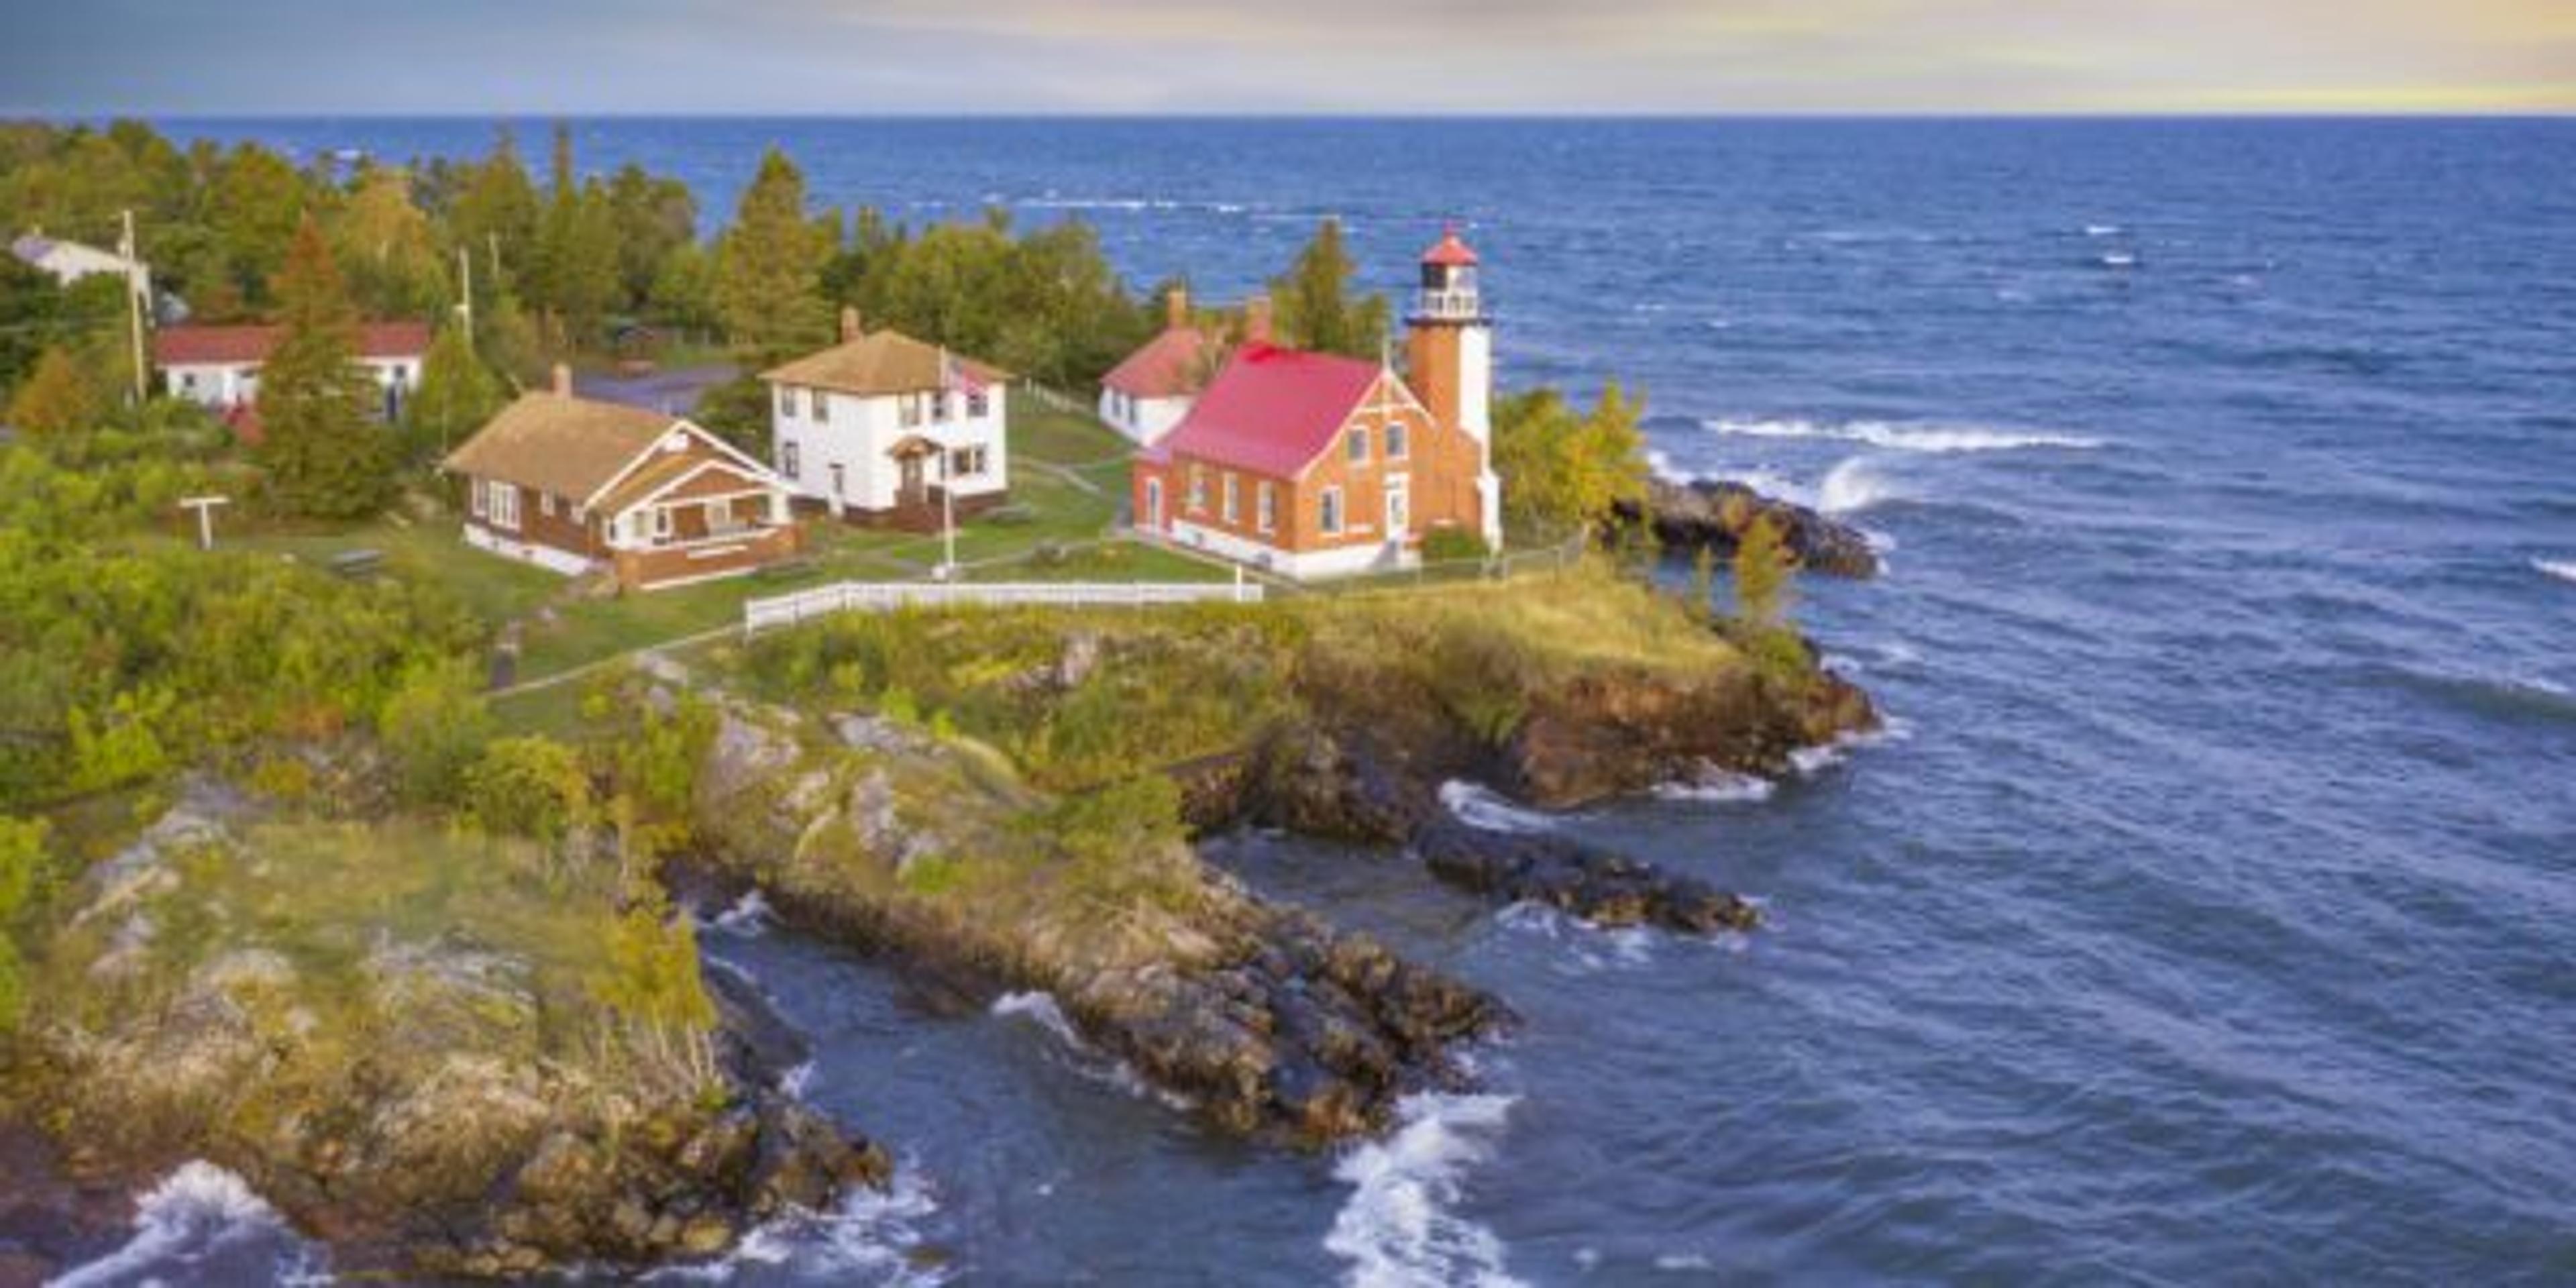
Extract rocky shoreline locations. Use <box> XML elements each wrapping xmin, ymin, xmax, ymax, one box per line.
<box><xmin>1619</xmin><ymin>476</ymin><xmax>1883</xmax><ymax>578</ymax></box>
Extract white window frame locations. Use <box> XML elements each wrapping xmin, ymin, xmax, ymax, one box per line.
<box><xmin>489</xmin><ymin>482</ymin><xmax>521</xmax><ymax>531</ymax></box>
<box><xmin>1256</xmin><ymin>481</ymin><xmax>1277</xmax><ymax>533</ymax></box>
<box><xmin>1319</xmin><ymin>486</ymin><xmax>1344</xmax><ymax>536</ymax></box>
<box><xmin>651</xmin><ymin>506</ymin><xmax>674</xmax><ymax>543</ymax></box>
<box><xmin>781</xmin><ymin>440</ymin><xmax>802</xmax><ymax>479</ymax></box>
<box><xmin>968</xmin><ymin>389</ymin><xmax>990</xmax><ymax>419</ymax></box>
<box><xmin>776</xmin><ymin>384</ymin><xmax>794</xmax><ymax>417</ymax></box>
<box><xmin>1386</xmin><ymin>419</ymin><xmax>1409</xmax><ymax>460</ymax></box>
<box><xmin>539</xmin><ymin>490</ymin><xmax>556</xmax><ymax>519</ymax></box>
<box><xmin>470</xmin><ymin>476</ymin><xmax>487</xmax><ymax>517</ymax></box>
<box><xmin>811</xmin><ymin>388</ymin><xmax>828</xmax><ymax>422</ymax></box>
<box><xmin>1222</xmin><ymin>473</ymin><xmax>1240</xmax><ymax>524</ymax></box>
<box><xmin>1346</xmin><ymin>427</ymin><xmax>1369</xmax><ymax>465</ymax></box>
<box><xmin>1187</xmin><ymin>466</ymin><xmax>1208</xmax><ymax>514</ymax></box>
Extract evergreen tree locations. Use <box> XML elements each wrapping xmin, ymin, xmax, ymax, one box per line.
<box><xmin>1733</xmin><ymin>513</ymin><xmax>1794</xmax><ymax>629</ymax></box>
<box><xmin>1271</xmin><ymin>218</ymin><xmax>1389</xmax><ymax>359</ymax></box>
<box><xmin>409</xmin><ymin>319</ymin><xmax>502</xmax><ymax>457</ymax></box>
<box><xmin>207</xmin><ymin>143</ymin><xmax>307</xmax><ymax>307</ymax></box>
<box><xmin>714</xmin><ymin>148</ymin><xmax>830</xmax><ymax>360</ymax></box>
<box><xmin>1491</xmin><ymin>382</ymin><xmax>1651</xmax><ymax>538</ymax></box>
<box><xmin>450</xmin><ymin>128</ymin><xmax>540</xmax><ymax>299</ymax></box>
<box><xmin>257</xmin><ymin>217</ymin><xmax>394</xmax><ymax>519</ymax></box>
<box><xmin>533</xmin><ymin>124</ymin><xmax>619</xmax><ymax>347</ymax></box>
<box><xmin>5</xmin><ymin>346</ymin><xmax>100</xmax><ymax>437</ymax></box>
<box><xmin>606</xmin><ymin>162</ymin><xmax>698</xmax><ymax>314</ymax></box>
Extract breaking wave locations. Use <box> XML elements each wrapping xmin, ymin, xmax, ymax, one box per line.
<box><xmin>2534</xmin><ymin>558</ymin><xmax>2576</xmax><ymax>585</ymax></box>
<box><xmin>1704</xmin><ymin>417</ymin><xmax>2102</xmax><ymax>453</ymax></box>
<box><xmin>991</xmin><ymin>989</ymin><xmax>1082</xmax><ymax>1046</ymax></box>
<box><xmin>651</xmin><ymin>1165</ymin><xmax>946</xmax><ymax>1286</ymax></box>
<box><xmin>1817</xmin><ymin>458</ymin><xmax>1902</xmax><ymax>515</ymax></box>
<box><xmin>1439</xmin><ymin>782</ymin><xmax>1559</xmax><ymax>835</ymax></box>
<box><xmin>1324</xmin><ymin>1093</ymin><xmax>1526</xmax><ymax>1288</ymax></box>
<box><xmin>52</xmin><ymin>1161</ymin><xmax>325</xmax><ymax>1288</ymax></box>
<box><xmin>1495</xmin><ymin>902</ymin><xmax>1667</xmax><ymax>973</ymax></box>
<box><xmin>1652</xmin><ymin>768</ymin><xmax>1776</xmax><ymax>804</ymax></box>
<box><xmin>992</xmin><ymin>991</ymin><xmax>1192</xmax><ymax>1110</ymax></box>
<box><xmin>706</xmin><ymin>889</ymin><xmax>775</xmax><ymax>938</ymax></box>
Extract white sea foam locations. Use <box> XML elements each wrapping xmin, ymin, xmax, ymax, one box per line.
<box><xmin>706</xmin><ymin>889</ymin><xmax>774</xmax><ymax>938</ymax></box>
<box><xmin>2534</xmin><ymin>558</ymin><xmax>2576</xmax><ymax>585</ymax></box>
<box><xmin>1704</xmin><ymin>417</ymin><xmax>2102</xmax><ymax>454</ymax></box>
<box><xmin>1817</xmin><ymin>458</ymin><xmax>1902</xmax><ymax>515</ymax></box>
<box><xmin>1656</xmin><ymin>1251</ymin><xmax>1719</xmax><ymax>1271</ymax></box>
<box><xmin>2100</xmin><ymin>252</ymin><xmax>2139</xmax><ymax>269</ymax></box>
<box><xmin>52</xmin><ymin>1161</ymin><xmax>324</xmax><ymax>1288</ymax></box>
<box><xmin>780</xmin><ymin>1059</ymin><xmax>818</xmax><ymax>1098</ymax></box>
<box><xmin>1497</xmin><ymin>902</ymin><xmax>1658</xmax><ymax>973</ymax></box>
<box><xmin>1644</xmin><ymin>449</ymin><xmax>1814</xmax><ymax>506</ymax></box>
<box><xmin>2084</xmin><ymin>223</ymin><xmax>2123</xmax><ymax>237</ymax></box>
<box><xmin>1324</xmin><ymin>1092</ymin><xmax>1526</xmax><ymax>1288</ymax></box>
<box><xmin>653</xmin><ymin>1165</ymin><xmax>946</xmax><ymax>1285</ymax></box>
<box><xmin>1652</xmin><ymin>768</ymin><xmax>1776</xmax><ymax>804</ymax></box>
<box><xmin>991</xmin><ymin>989</ymin><xmax>1082</xmax><ymax>1046</ymax></box>
<box><xmin>1439</xmin><ymin>781</ymin><xmax>1558</xmax><ymax>835</ymax></box>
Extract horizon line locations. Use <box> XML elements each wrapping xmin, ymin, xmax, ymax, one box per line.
<box><xmin>12</xmin><ymin>109</ymin><xmax>2575</xmax><ymax>125</ymax></box>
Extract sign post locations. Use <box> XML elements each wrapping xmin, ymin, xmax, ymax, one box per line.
<box><xmin>178</xmin><ymin>495</ymin><xmax>229</xmax><ymax>551</ymax></box>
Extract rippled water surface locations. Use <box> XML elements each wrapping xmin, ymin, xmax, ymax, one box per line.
<box><xmin>101</xmin><ymin>117</ymin><xmax>2576</xmax><ymax>1284</ymax></box>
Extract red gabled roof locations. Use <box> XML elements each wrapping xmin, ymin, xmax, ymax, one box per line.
<box><xmin>153</xmin><ymin>321</ymin><xmax>433</xmax><ymax>367</ymax></box>
<box><xmin>1424</xmin><ymin>225</ymin><xmax>1479</xmax><ymax>267</ymax></box>
<box><xmin>1102</xmin><ymin>325</ymin><xmax>1220</xmax><ymax>399</ymax></box>
<box><xmin>1154</xmin><ymin>342</ymin><xmax>1382</xmax><ymax>478</ymax></box>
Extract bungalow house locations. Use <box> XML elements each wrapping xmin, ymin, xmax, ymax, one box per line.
<box><xmin>1099</xmin><ymin>286</ymin><xmax>1225</xmax><ymax>445</ymax></box>
<box><xmin>1130</xmin><ymin>227</ymin><xmax>1503</xmax><ymax>580</ymax></box>
<box><xmin>154</xmin><ymin>321</ymin><xmax>431</xmax><ymax>423</ymax></box>
<box><xmin>763</xmin><ymin>311</ymin><xmax>1011</xmax><ymax>530</ymax></box>
<box><xmin>441</xmin><ymin>366</ymin><xmax>802</xmax><ymax>592</ymax></box>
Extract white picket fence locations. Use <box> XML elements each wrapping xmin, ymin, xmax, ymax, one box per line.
<box><xmin>743</xmin><ymin>576</ymin><xmax>1263</xmax><ymax>638</ymax></box>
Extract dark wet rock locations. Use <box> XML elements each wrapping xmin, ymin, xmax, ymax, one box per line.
<box><xmin>1617</xmin><ymin>476</ymin><xmax>1881</xmax><ymax>578</ymax></box>
<box><xmin>1413</xmin><ymin>816</ymin><xmax>1760</xmax><ymax>933</ymax></box>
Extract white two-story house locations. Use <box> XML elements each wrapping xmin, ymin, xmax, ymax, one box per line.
<box><xmin>763</xmin><ymin>310</ymin><xmax>1012</xmax><ymax>529</ymax></box>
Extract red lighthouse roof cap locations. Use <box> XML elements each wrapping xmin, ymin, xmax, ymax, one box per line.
<box><xmin>1423</xmin><ymin>224</ymin><xmax>1479</xmax><ymax>267</ymax></box>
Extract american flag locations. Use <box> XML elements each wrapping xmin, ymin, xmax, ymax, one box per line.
<box><xmin>940</xmin><ymin>347</ymin><xmax>987</xmax><ymax>396</ymax></box>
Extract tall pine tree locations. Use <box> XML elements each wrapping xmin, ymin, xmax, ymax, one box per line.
<box><xmin>1271</xmin><ymin>218</ymin><xmax>1389</xmax><ymax>359</ymax></box>
<box><xmin>409</xmin><ymin>319</ymin><xmax>501</xmax><ymax>458</ymax></box>
<box><xmin>714</xmin><ymin>149</ymin><xmax>830</xmax><ymax>361</ymax></box>
<box><xmin>258</xmin><ymin>217</ymin><xmax>394</xmax><ymax>519</ymax></box>
<box><xmin>534</xmin><ymin>123</ymin><xmax>618</xmax><ymax>348</ymax></box>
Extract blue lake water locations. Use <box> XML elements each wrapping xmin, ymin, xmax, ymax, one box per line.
<box><xmin>125</xmin><ymin>117</ymin><xmax>2576</xmax><ymax>1284</ymax></box>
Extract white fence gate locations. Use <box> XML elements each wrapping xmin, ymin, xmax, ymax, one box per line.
<box><xmin>743</xmin><ymin>577</ymin><xmax>1263</xmax><ymax>638</ymax></box>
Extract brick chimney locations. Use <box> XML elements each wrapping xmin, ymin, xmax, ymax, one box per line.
<box><xmin>551</xmin><ymin>362</ymin><xmax>572</xmax><ymax>396</ymax></box>
<box><xmin>1166</xmin><ymin>286</ymin><xmax>1190</xmax><ymax>331</ymax></box>
<box><xmin>839</xmin><ymin>306</ymin><xmax>863</xmax><ymax>343</ymax></box>
<box><xmin>1244</xmin><ymin>294</ymin><xmax>1273</xmax><ymax>346</ymax></box>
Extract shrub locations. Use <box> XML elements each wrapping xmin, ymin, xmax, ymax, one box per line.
<box><xmin>0</xmin><ymin>818</ymin><xmax>46</xmax><ymax>1033</ymax></box>
<box><xmin>380</xmin><ymin>658</ymin><xmax>495</xmax><ymax>808</ymax></box>
<box><xmin>464</xmin><ymin>737</ymin><xmax>594</xmax><ymax>842</ymax></box>
<box><xmin>1420</xmin><ymin>525</ymin><xmax>1490</xmax><ymax>564</ymax></box>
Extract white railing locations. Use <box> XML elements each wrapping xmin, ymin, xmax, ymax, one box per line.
<box><xmin>743</xmin><ymin>577</ymin><xmax>1264</xmax><ymax>638</ymax></box>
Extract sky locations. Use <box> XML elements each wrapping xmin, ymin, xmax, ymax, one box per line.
<box><xmin>5</xmin><ymin>0</ymin><xmax>2571</xmax><ymax>116</ymax></box>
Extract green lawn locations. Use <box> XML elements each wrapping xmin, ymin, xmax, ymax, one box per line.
<box><xmin>180</xmin><ymin>400</ymin><xmax>1189</xmax><ymax>689</ymax></box>
<box><xmin>1010</xmin><ymin>401</ymin><xmax>1132</xmax><ymax>466</ymax></box>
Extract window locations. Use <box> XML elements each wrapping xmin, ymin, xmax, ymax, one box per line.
<box><xmin>1386</xmin><ymin>419</ymin><xmax>1409</xmax><ymax>460</ymax></box>
<box><xmin>900</xmin><ymin>394</ymin><xmax>924</xmax><ymax>428</ymax></box>
<box><xmin>810</xmin><ymin>388</ymin><xmax>828</xmax><ymax>422</ymax></box>
<box><xmin>539</xmin><ymin>491</ymin><xmax>556</xmax><ymax>518</ymax></box>
<box><xmin>1187</xmin><ymin>466</ymin><xmax>1208</xmax><ymax>513</ymax></box>
<box><xmin>933</xmin><ymin>392</ymin><xmax>952</xmax><ymax>422</ymax></box>
<box><xmin>470</xmin><ymin>477</ymin><xmax>487</xmax><ymax>517</ymax></box>
<box><xmin>951</xmin><ymin>445</ymin><xmax>988</xmax><ymax>477</ymax></box>
<box><xmin>776</xmin><ymin>385</ymin><xmax>794</xmax><ymax>417</ymax></box>
<box><xmin>781</xmin><ymin>440</ymin><xmax>802</xmax><ymax>479</ymax></box>
<box><xmin>489</xmin><ymin>482</ymin><xmax>520</xmax><ymax>531</ymax></box>
<box><xmin>829</xmin><ymin>462</ymin><xmax>847</xmax><ymax>498</ymax></box>
<box><xmin>968</xmin><ymin>390</ymin><xmax>989</xmax><ymax>419</ymax></box>
<box><xmin>1257</xmin><ymin>482</ymin><xmax>1277</xmax><ymax>533</ymax></box>
<box><xmin>1222</xmin><ymin>474</ymin><xmax>1240</xmax><ymax>523</ymax></box>
<box><xmin>181</xmin><ymin>371</ymin><xmax>198</xmax><ymax>391</ymax></box>
<box><xmin>1346</xmin><ymin>427</ymin><xmax>1369</xmax><ymax>464</ymax></box>
<box><xmin>1319</xmin><ymin>486</ymin><xmax>1344</xmax><ymax>535</ymax></box>
<box><xmin>651</xmin><ymin>506</ymin><xmax>674</xmax><ymax>543</ymax></box>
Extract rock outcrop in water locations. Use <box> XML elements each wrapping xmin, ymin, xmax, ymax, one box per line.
<box><xmin>685</xmin><ymin>702</ymin><xmax>1507</xmax><ymax>1145</ymax></box>
<box><xmin>1618</xmin><ymin>476</ymin><xmax>1881</xmax><ymax>578</ymax></box>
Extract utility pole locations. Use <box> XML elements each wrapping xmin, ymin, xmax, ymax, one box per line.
<box><xmin>120</xmin><ymin>209</ymin><xmax>147</xmax><ymax>406</ymax></box>
<box><xmin>456</xmin><ymin>246</ymin><xmax>475</xmax><ymax>349</ymax></box>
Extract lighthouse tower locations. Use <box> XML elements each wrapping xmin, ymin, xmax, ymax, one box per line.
<box><xmin>1405</xmin><ymin>225</ymin><xmax>1503</xmax><ymax>548</ymax></box>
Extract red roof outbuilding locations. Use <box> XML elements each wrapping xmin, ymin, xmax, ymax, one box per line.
<box><xmin>1152</xmin><ymin>343</ymin><xmax>1384</xmax><ymax>478</ymax></box>
<box><xmin>153</xmin><ymin>321</ymin><xmax>433</xmax><ymax>368</ymax></box>
<box><xmin>1102</xmin><ymin>325</ymin><xmax>1222</xmax><ymax>400</ymax></box>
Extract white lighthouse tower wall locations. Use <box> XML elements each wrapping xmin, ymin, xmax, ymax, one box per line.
<box><xmin>1456</xmin><ymin>323</ymin><xmax>1493</xmax><ymax>445</ymax></box>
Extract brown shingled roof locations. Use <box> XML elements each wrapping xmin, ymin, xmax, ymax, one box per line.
<box><xmin>761</xmin><ymin>329</ymin><xmax>1008</xmax><ymax>398</ymax></box>
<box><xmin>440</xmin><ymin>391</ymin><xmax>676</xmax><ymax>502</ymax></box>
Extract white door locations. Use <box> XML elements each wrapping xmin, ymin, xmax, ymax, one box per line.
<box><xmin>1384</xmin><ymin>474</ymin><xmax>1409</xmax><ymax>539</ymax></box>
